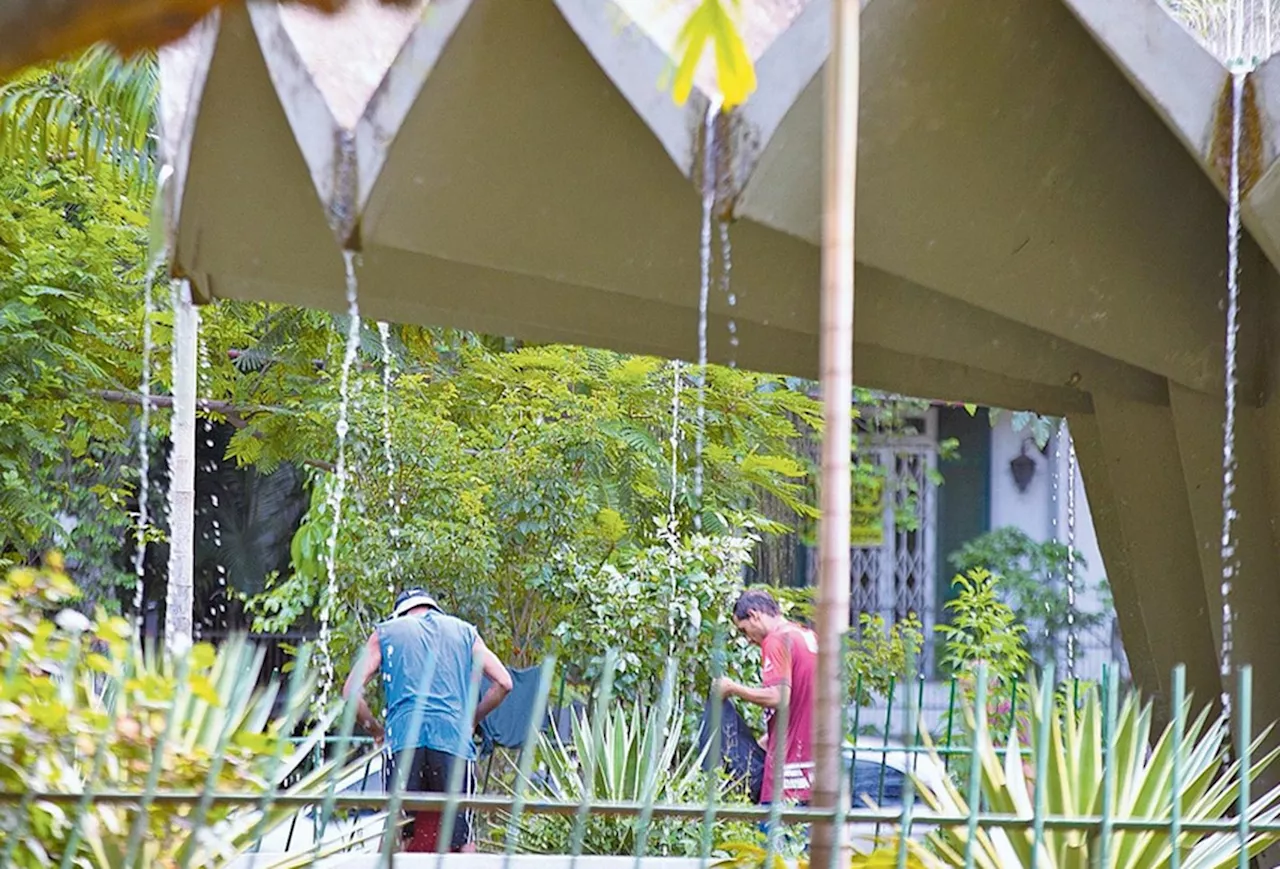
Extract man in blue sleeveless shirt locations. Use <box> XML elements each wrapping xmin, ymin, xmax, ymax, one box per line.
<box><xmin>343</xmin><ymin>588</ymin><xmax>512</xmax><ymax>852</ymax></box>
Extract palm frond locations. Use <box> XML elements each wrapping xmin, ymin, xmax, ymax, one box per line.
<box><xmin>0</xmin><ymin>44</ymin><xmax>157</xmax><ymax>188</ymax></box>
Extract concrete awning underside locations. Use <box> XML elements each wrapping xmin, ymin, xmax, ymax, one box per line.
<box><xmin>163</xmin><ymin>0</ymin><xmax>1280</xmax><ymax>733</ymax></box>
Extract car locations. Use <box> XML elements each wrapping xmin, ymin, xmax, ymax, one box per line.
<box><xmin>843</xmin><ymin>741</ymin><xmax>949</xmax><ymax>854</ymax></box>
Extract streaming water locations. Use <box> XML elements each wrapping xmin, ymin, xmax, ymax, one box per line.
<box><xmin>132</xmin><ymin>254</ymin><xmax>164</xmax><ymax>622</ymax></box>
<box><xmin>1219</xmin><ymin>69</ymin><xmax>1247</xmax><ymax>722</ymax></box>
<box><xmin>719</xmin><ymin>222</ymin><xmax>737</xmax><ymax>369</ymax></box>
<box><xmin>692</xmin><ymin>96</ymin><xmax>724</xmax><ymax>531</ymax></box>
<box><xmin>318</xmin><ymin>250</ymin><xmax>364</xmax><ymax>706</ymax></box>
<box><xmin>667</xmin><ymin>359</ymin><xmax>682</xmax><ymax>537</ymax></box>
<box><xmin>1050</xmin><ymin>428</ymin><xmax>1060</xmax><ymax>664</ymax></box>
<box><xmin>1064</xmin><ymin>422</ymin><xmax>1078</xmax><ymax>680</ymax></box>
<box><xmin>378</xmin><ymin>321</ymin><xmax>402</xmax><ymax>599</ymax></box>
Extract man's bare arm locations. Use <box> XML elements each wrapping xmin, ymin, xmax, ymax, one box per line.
<box><xmin>473</xmin><ymin>638</ymin><xmax>513</xmax><ymax>728</ymax></box>
<box><xmin>716</xmin><ymin>678</ymin><xmax>789</xmax><ymax>710</ymax></box>
<box><xmin>342</xmin><ymin>632</ymin><xmax>384</xmax><ymax>742</ymax></box>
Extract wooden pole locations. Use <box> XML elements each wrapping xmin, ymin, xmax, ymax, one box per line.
<box><xmin>810</xmin><ymin>0</ymin><xmax>858</xmax><ymax>867</ymax></box>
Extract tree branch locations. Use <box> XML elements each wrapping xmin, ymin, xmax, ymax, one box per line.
<box><xmin>92</xmin><ymin>389</ymin><xmax>336</xmax><ymax>473</ymax></box>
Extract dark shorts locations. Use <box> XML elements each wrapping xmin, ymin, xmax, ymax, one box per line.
<box><xmin>385</xmin><ymin>746</ymin><xmax>476</xmax><ymax>852</ymax></box>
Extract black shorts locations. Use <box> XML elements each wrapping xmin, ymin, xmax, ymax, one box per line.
<box><xmin>385</xmin><ymin>746</ymin><xmax>476</xmax><ymax>851</ymax></box>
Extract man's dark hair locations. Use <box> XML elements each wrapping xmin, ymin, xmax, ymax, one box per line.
<box><xmin>733</xmin><ymin>588</ymin><xmax>781</xmax><ymax>621</ymax></box>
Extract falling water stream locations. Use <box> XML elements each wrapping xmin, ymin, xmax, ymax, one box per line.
<box><xmin>318</xmin><ymin>250</ymin><xmax>364</xmax><ymax>706</ymax></box>
<box><xmin>132</xmin><ymin>255</ymin><xmax>165</xmax><ymax>621</ymax></box>
<box><xmin>1050</xmin><ymin>429</ymin><xmax>1060</xmax><ymax>662</ymax></box>
<box><xmin>378</xmin><ymin>321</ymin><xmax>402</xmax><ymax>598</ymax></box>
<box><xmin>1064</xmin><ymin>422</ymin><xmax>1078</xmax><ymax>680</ymax></box>
<box><xmin>1219</xmin><ymin>68</ymin><xmax>1247</xmax><ymax>723</ymax></box>
<box><xmin>692</xmin><ymin>96</ymin><xmax>724</xmax><ymax>530</ymax></box>
<box><xmin>720</xmin><ymin>222</ymin><xmax>737</xmax><ymax>368</ymax></box>
<box><xmin>667</xmin><ymin>359</ymin><xmax>682</xmax><ymax>536</ymax></box>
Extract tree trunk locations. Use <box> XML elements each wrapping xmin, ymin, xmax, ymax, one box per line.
<box><xmin>811</xmin><ymin>0</ymin><xmax>859</xmax><ymax>866</ymax></box>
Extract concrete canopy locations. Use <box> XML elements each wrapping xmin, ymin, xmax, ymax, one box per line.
<box><xmin>163</xmin><ymin>0</ymin><xmax>1280</xmax><ymax>730</ymax></box>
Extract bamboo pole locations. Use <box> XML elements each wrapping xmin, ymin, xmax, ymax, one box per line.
<box><xmin>810</xmin><ymin>0</ymin><xmax>858</xmax><ymax>867</ymax></box>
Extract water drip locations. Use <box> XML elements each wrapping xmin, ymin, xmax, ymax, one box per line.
<box><xmin>318</xmin><ymin>249</ymin><xmax>364</xmax><ymax>708</ymax></box>
<box><xmin>1219</xmin><ymin>69</ymin><xmax>1247</xmax><ymax>723</ymax></box>
<box><xmin>132</xmin><ymin>253</ymin><xmax>165</xmax><ymax>622</ymax></box>
<box><xmin>668</xmin><ymin>359</ymin><xmax>682</xmax><ymax>536</ymax></box>
<box><xmin>719</xmin><ymin>221</ymin><xmax>737</xmax><ymax>368</ymax></box>
<box><xmin>693</xmin><ymin>96</ymin><xmax>724</xmax><ymax>531</ymax></box>
<box><xmin>378</xmin><ymin>321</ymin><xmax>402</xmax><ymax>598</ymax></box>
<box><xmin>1064</xmin><ymin>421</ymin><xmax>1078</xmax><ymax>680</ymax></box>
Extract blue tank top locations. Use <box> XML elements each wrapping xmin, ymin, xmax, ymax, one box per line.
<box><xmin>376</xmin><ymin>610</ymin><xmax>479</xmax><ymax>758</ymax></box>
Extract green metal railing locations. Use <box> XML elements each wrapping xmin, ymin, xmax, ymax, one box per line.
<box><xmin>0</xmin><ymin>630</ymin><xmax>1272</xmax><ymax>869</ymax></box>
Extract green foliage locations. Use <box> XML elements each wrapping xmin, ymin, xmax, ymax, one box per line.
<box><xmin>0</xmin><ymin>46</ymin><xmax>157</xmax><ymax>191</ymax></box>
<box><xmin>848</xmin><ymin>612</ymin><xmax>924</xmax><ymax>707</ymax></box>
<box><xmin>0</xmin><ymin>155</ymin><xmax>149</xmax><ymax>600</ymax></box>
<box><xmin>949</xmin><ymin>527</ymin><xmax>1109</xmax><ymax>668</ymax></box>
<box><xmin>911</xmin><ymin>678</ymin><xmax>1280</xmax><ymax>869</ymax></box>
<box><xmin>0</xmin><ymin>556</ymin><xmax>356</xmax><ymax>867</ymax></box>
<box><xmin>248</xmin><ymin>343</ymin><xmax>822</xmax><ymax>680</ymax></box>
<box><xmin>537</xmin><ymin>533</ymin><xmax>759</xmax><ymax>700</ymax></box>
<box><xmin>500</xmin><ymin>699</ymin><xmax>751</xmax><ymax>856</ymax></box>
<box><xmin>936</xmin><ymin>568</ymin><xmax>1029</xmax><ymax>685</ymax></box>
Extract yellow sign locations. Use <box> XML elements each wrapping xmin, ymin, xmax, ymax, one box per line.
<box><xmin>851</xmin><ymin>476</ymin><xmax>885</xmax><ymax>547</ymax></box>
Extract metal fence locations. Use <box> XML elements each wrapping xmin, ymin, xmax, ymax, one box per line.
<box><xmin>0</xmin><ymin>633</ymin><xmax>1272</xmax><ymax>869</ymax></box>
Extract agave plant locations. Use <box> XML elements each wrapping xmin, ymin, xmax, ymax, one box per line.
<box><xmin>908</xmin><ymin>678</ymin><xmax>1280</xmax><ymax>869</ymax></box>
<box><xmin>499</xmin><ymin>699</ymin><xmax>740</xmax><ymax>856</ymax></box>
<box><xmin>0</xmin><ymin>557</ymin><xmax>371</xmax><ymax>867</ymax></box>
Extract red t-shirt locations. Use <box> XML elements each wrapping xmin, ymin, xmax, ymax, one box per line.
<box><xmin>759</xmin><ymin>621</ymin><xmax>818</xmax><ymax>803</ymax></box>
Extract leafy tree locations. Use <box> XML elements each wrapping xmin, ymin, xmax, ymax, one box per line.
<box><xmin>0</xmin><ymin>157</ymin><xmax>149</xmax><ymax>599</ymax></box>
<box><xmin>246</xmin><ymin>342</ymin><xmax>824</xmax><ymax>679</ymax></box>
<box><xmin>949</xmin><ymin>526</ymin><xmax>1109</xmax><ymax>669</ymax></box>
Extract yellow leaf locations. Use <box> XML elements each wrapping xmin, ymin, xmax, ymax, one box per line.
<box><xmin>672</xmin><ymin>0</ymin><xmax>757</xmax><ymax>108</ymax></box>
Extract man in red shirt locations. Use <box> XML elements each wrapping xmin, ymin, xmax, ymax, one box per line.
<box><xmin>715</xmin><ymin>588</ymin><xmax>818</xmax><ymax>805</ymax></box>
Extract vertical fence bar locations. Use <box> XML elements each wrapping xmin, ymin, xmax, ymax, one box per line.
<box><xmin>248</xmin><ymin>645</ymin><xmax>313</xmax><ymax>858</ymax></box>
<box><xmin>873</xmin><ymin>676</ymin><xmax>896</xmax><ymax>843</ymax></box>
<box><xmin>1098</xmin><ymin>665</ymin><xmax>1118</xmax><ymax>868</ymax></box>
<box><xmin>380</xmin><ymin>650</ymin><xmax>439</xmax><ymax>864</ymax></box>
<box><xmin>963</xmin><ymin>664</ymin><xmax>988</xmax><ymax>869</ymax></box>
<box><xmin>305</xmin><ymin>644</ymin><xmax>371</xmax><ymax>866</ymax></box>
<box><xmin>829</xmin><ymin>631</ymin><xmax>852</xmax><ymax>869</ymax></box>
<box><xmin>436</xmin><ymin>647</ymin><xmax>486</xmax><ymax>866</ymax></box>
<box><xmin>574</xmin><ymin>650</ymin><xmax>618</xmax><ymax>868</ymax></box>
<box><xmin>699</xmin><ymin>638</ymin><xmax>725</xmax><ymax>868</ymax></box>
<box><xmin>942</xmin><ymin>677</ymin><xmax>957</xmax><ymax>772</ymax></box>
<box><xmin>762</xmin><ymin>689</ymin><xmax>790</xmax><ymax>869</ymax></box>
<box><xmin>502</xmin><ymin>656</ymin><xmax>556</xmax><ymax>868</ymax></box>
<box><xmin>60</xmin><ymin>648</ymin><xmax>135</xmax><ymax>869</ymax></box>
<box><xmin>1030</xmin><ymin>666</ymin><xmax>1054</xmax><ymax>867</ymax></box>
<box><xmin>1</xmin><ymin>635</ymin><xmax>82</xmax><ymax>867</ymax></box>
<box><xmin>849</xmin><ymin>672</ymin><xmax>864</xmax><ymax>789</ymax></box>
<box><xmin>1170</xmin><ymin>665</ymin><xmax>1186</xmax><ymax>869</ymax></box>
<box><xmin>896</xmin><ymin>652</ymin><xmax>920</xmax><ymax>869</ymax></box>
<box><xmin>633</xmin><ymin>660</ymin><xmax>677</xmax><ymax>869</ymax></box>
<box><xmin>1236</xmin><ymin>665</ymin><xmax>1253</xmax><ymax>869</ymax></box>
<box><xmin>180</xmin><ymin>642</ymin><xmax>263</xmax><ymax>869</ymax></box>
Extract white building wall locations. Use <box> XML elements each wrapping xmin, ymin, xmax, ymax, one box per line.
<box><xmin>988</xmin><ymin>417</ymin><xmax>1120</xmax><ymax>681</ymax></box>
